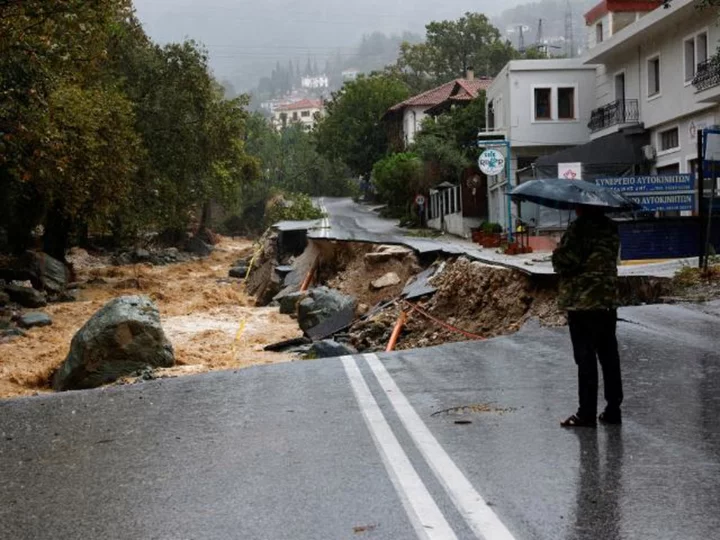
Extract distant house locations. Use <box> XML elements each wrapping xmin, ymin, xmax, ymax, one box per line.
<box><xmin>272</xmin><ymin>99</ymin><xmax>324</xmax><ymax>131</ymax></box>
<box><xmin>383</xmin><ymin>70</ymin><xmax>493</xmax><ymax>238</ymax></box>
<box><xmin>384</xmin><ymin>70</ymin><xmax>494</xmax><ymax>147</ymax></box>
<box><xmin>341</xmin><ymin>69</ymin><xmax>360</xmax><ymax>81</ymax></box>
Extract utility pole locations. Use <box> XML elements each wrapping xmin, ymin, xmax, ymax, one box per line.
<box><xmin>535</xmin><ymin>18</ymin><xmax>543</xmax><ymax>49</ymax></box>
<box><xmin>564</xmin><ymin>0</ymin><xmax>575</xmax><ymax>58</ymax></box>
<box><xmin>518</xmin><ymin>25</ymin><xmax>526</xmax><ymax>53</ymax></box>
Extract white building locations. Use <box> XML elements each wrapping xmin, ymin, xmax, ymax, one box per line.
<box><xmin>482</xmin><ymin>59</ymin><xmax>599</xmax><ymax>229</ymax></box>
<box><xmin>273</xmin><ymin>99</ymin><xmax>324</xmax><ymax>131</ymax></box>
<box><xmin>301</xmin><ymin>75</ymin><xmax>329</xmax><ymax>89</ymax></box>
<box><xmin>583</xmin><ymin>0</ymin><xmax>720</xmax><ymax>180</ymax></box>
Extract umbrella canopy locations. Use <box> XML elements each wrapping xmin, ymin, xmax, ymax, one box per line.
<box><xmin>510</xmin><ymin>178</ymin><xmax>641</xmax><ymax>211</ymax></box>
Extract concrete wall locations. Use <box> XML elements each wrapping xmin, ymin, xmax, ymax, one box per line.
<box><xmin>508</xmin><ymin>67</ymin><xmax>597</xmax><ymax>147</ymax></box>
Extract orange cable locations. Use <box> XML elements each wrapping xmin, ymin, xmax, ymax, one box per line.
<box><xmin>403</xmin><ymin>301</ymin><xmax>485</xmax><ymax>341</ymax></box>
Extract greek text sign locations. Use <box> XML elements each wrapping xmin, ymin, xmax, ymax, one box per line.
<box><xmin>595</xmin><ymin>174</ymin><xmax>694</xmax><ymax>193</ymax></box>
<box><xmin>478</xmin><ymin>149</ymin><xmax>505</xmax><ymax>176</ymax></box>
<box><xmin>626</xmin><ymin>193</ymin><xmax>696</xmax><ymax>212</ymax></box>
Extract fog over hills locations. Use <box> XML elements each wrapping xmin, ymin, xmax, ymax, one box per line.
<box><xmin>133</xmin><ymin>0</ymin><xmax>535</xmax><ymax>90</ymax></box>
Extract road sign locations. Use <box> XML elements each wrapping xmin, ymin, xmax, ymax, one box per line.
<box><xmin>478</xmin><ymin>149</ymin><xmax>505</xmax><ymax>176</ymax></box>
<box><xmin>415</xmin><ymin>194</ymin><xmax>425</xmax><ymax>206</ymax></box>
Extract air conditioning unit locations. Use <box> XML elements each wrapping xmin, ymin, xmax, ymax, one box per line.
<box><xmin>642</xmin><ymin>144</ymin><xmax>657</xmax><ymax>161</ymax></box>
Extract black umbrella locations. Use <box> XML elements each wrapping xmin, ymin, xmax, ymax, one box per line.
<box><xmin>510</xmin><ymin>178</ymin><xmax>641</xmax><ymax>211</ymax></box>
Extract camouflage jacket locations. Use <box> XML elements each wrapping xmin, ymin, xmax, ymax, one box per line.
<box><xmin>552</xmin><ymin>214</ymin><xmax>620</xmax><ymax>311</ymax></box>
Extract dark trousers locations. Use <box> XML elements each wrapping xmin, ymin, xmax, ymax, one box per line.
<box><xmin>567</xmin><ymin>309</ymin><xmax>623</xmax><ymax>419</ymax></box>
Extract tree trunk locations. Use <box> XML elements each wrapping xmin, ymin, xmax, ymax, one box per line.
<box><xmin>43</xmin><ymin>206</ymin><xmax>70</xmax><ymax>262</ymax></box>
<box><xmin>198</xmin><ymin>200</ymin><xmax>212</xmax><ymax>232</ymax></box>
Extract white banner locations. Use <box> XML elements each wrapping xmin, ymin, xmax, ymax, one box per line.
<box><xmin>558</xmin><ymin>162</ymin><xmax>582</xmax><ymax>180</ymax></box>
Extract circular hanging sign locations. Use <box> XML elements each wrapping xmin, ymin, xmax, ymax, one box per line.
<box><xmin>478</xmin><ymin>149</ymin><xmax>505</xmax><ymax>176</ymax></box>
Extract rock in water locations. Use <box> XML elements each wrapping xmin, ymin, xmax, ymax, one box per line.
<box><xmin>23</xmin><ymin>251</ymin><xmax>69</xmax><ymax>293</ymax></box>
<box><xmin>184</xmin><ymin>236</ymin><xmax>213</xmax><ymax>257</ymax></box>
<box><xmin>18</xmin><ymin>312</ymin><xmax>52</xmax><ymax>329</ymax></box>
<box><xmin>229</xmin><ymin>266</ymin><xmax>248</xmax><ymax>279</ymax></box>
<box><xmin>4</xmin><ymin>284</ymin><xmax>47</xmax><ymax>308</ymax></box>
<box><xmin>52</xmin><ymin>296</ymin><xmax>175</xmax><ymax>391</ymax></box>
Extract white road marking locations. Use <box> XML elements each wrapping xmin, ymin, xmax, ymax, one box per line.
<box><xmin>364</xmin><ymin>353</ymin><xmax>517</xmax><ymax>540</ymax></box>
<box><xmin>341</xmin><ymin>356</ymin><xmax>459</xmax><ymax>540</ymax></box>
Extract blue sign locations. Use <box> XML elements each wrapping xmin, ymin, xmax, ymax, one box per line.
<box><xmin>595</xmin><ymin>174</ymin><xmax>694</xmax><ymax>193</ymax></box>
<box><xmin>626</xmin><ymin>193</ymin><xmax>696</xmax><ymax>212</ymax></box>
<box><xmin>594</xmin><ymin>174</ymin><xmax>695</xmax><ymax>212</ymax></box>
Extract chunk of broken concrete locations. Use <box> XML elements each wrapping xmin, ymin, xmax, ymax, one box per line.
<box><xmin>52</xmin><ymin>295</ymin><xmax>175</xmax><ymax>391</ymax></box>
<box><xmin>371</xmin><ymin>272</ymin><xmax>401</xmax><ymax>290</ymax></box>
<box><xmin>364</xmin><ymin>245</ymin><xmax>413</xmax><ymax>264</ymax></box>
<box><xmin>305</xmin><ymin>339</ymin><xmax>357</xmax><ymax>359</ymax></box>
<box><xmin>4</xmin><ymin>284</ymin><xmax>47</xmax><ymax>308</ymax></box>
<box><xmin>297</xmin><ymin>287</ymin><xmax>356</xmax><ymax>333</ymax></box>
<box><xmin>278</xmin><ymin>291</ymin><xmax>307</xmax><ymax>315</ymax></box>
<box><xmin>229</xmin><ymin>266</ymin><xmax>248</xmax><ymax>279</ymax></box>
<box><xmin>18</xmin><ymin>312</ymin><xmax>52</xmax><ymax>329</ymax></box>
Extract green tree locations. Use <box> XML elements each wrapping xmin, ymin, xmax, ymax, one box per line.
<box><xmin>395</xmin><ymin>13</ymin><xmax>517</xmax><ymax>90</ymax></box>
<box><xmin>315</xmin><ymin>74</ymin><xmax>409</xmax><ymax>177</ymax></box>
<box><xmin>0</xmin><ymin>0</ymin><xmax>137</xmax><ymax>257</ymax></box>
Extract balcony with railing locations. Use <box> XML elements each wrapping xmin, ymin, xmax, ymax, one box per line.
<box><xmin>693</xmin><ymin>58</ymin><xmax>720</xmax><ymax>98</ymax></box>
<box><xmin>588</xmin><ymin>99</ymin><xmax>640</xmax><ymax>133</ymax></box>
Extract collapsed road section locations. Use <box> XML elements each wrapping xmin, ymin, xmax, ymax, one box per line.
<box><xmin>245</xmin><ymin>220</ymin><xmax>672</xmax><ymax>355</ymax></box>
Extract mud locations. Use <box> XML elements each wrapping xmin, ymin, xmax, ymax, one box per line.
<box><xmin>0</xmin><ymin>238</ymin><xmax>302</xmax><ymax>399</ymax></box>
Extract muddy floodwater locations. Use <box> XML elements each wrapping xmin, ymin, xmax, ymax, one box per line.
<box><xmin>0</xmin><ymin>238</ymin><xmax>303</xmax><ymax>399</ymax></box>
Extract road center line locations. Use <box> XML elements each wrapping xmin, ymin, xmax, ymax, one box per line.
<box><xmin>341</xmin><ymin>356</ymin><xmax>459</xmax><ymax>540</ymax></box>
<box><xmin>364</xmin><ymin>353</ymin><xmax>517</xmax><ymax>540</ymax></box>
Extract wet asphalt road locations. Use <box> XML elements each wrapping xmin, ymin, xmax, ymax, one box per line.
<box><xmin>2</xmin><ymin>301</ymin><xmax>719</xmax><ymax>540</ymax></box>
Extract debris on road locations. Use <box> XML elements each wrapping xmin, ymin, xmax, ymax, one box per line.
<box><xmin>305</xmin><ymin>339</ymin><xmax>357</xmax><ymax>359</ymax></box>
<box><xmin>298</xmin><ymin>287</ymin><xmax>356</xmax><ymax>334</ymax></box>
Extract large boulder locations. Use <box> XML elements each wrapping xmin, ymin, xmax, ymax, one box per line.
<box><xmin>4</xmin><ymin>284</ymin><xmax>47</xmax><ymax>308</ymax></box>
<box><xmin>52</xmin><ymin>296</ymin><xmax>175</xmax><ymax>391</ymax></box>
<box><xmin>23</xmin><ymin>251</ymin><xmax>69</xmax><ymax>293</ymax></box>
<box><xmin>297</xmin><ymin>287</ymin><xmax>356</xmax><ymax>333</ymax></box>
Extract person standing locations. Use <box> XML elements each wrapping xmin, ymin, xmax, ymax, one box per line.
<box><xmin>552</xmin><ymin>205</ymin><xmax>623</xmax><ymax>427</ymax></box>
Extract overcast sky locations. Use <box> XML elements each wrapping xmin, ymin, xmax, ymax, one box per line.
<box><xmin>133</xmin><ymin>0</ymin><xmax>526</xmax><ymax>89</ymax></box>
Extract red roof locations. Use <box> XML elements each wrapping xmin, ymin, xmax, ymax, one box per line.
<box><xmin>388</xmin><ymin>77</ymin><xmax>493</xmax><ymax>113</ymax></box>
<box><xmin>584</xmin><ymin>1</ymin><xmax>662</xmax><ymax>25</ymax></box>
<box><xmin>276</xmin><ymin>99</ymin><xmax>323</xmax><ymax>112</ymax></box>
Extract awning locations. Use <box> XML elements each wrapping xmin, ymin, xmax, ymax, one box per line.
<box><xmin>534</xmin><ymin>129</ymin><xmax>650</xmax><ymax>178</ymax></box>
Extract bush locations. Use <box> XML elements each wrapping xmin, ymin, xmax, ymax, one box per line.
<box><xmin>263</xmin><ymin>192</ymin><xmax>324</xmax><ymax>227</ymax></box>
<box><xmin>372</xmin><ymin>153</ymin><xmax>423</xmax><ymax>211</ymax></box>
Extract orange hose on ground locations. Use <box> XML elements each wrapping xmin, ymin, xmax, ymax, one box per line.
<box><xmin>386</xmin><ymin>310</ymin><xmax>408</xmax><ymax>352</ymax></box>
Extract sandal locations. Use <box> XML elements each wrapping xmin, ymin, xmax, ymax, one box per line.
<box><xmin>560</xmin><ymin>414</ymin><xmax>597</xmax><ymax>428</ymax></box>
<box><xmin>599</xmin><ymin>411</ymin><xmax>622</xmax><ymax>425</ymax></box>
